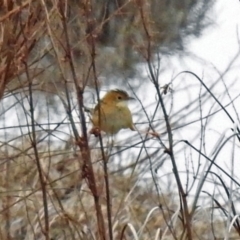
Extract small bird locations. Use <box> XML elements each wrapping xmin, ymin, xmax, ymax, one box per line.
<box><xmin>90</xmin><ymin>89</ymin><xmax>136</xmax><ymax>135</ymax></box>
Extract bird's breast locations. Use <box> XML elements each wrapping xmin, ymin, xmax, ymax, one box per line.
<box><xmin>92</xmin><ymin>104</ymin><xmax>133</xmax><ymax>134</ymax></box>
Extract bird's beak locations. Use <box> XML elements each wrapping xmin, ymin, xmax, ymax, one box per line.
<box><xmin>128</xmin><ymin>97</ymin><xmax>135</xmax><ymax>101</ymax></box>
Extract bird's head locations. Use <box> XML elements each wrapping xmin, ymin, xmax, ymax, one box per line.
<box><xmin>102</xmin><ymin>89</ymin><xmax>135</xmax><ymax>105</ymax></box>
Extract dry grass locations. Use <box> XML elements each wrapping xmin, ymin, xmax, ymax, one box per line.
<box><xmin>1</xmin><ymin>146</ymin><xmax>239</xmax><ymax>239</ymax></box>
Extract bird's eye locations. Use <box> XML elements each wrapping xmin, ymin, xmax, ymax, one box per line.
<box><xmin>117</xmin><ymin>96</ymin><xmax>122</xmax><ymax>100</ymax></box>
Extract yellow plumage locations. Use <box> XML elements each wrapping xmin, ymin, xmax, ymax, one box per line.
<box><xmin>91</xmin><ymin>89</ymin><xmax>135</xmax><ymax>134</ymax></box>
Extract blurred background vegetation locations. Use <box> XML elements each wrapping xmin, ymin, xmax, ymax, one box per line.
<box><xmin>2</xmin><ymin>0</ymin><xmax>214</xmax><ymax>93</ymax></box>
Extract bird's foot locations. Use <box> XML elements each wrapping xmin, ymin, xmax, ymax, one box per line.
<box><xmin>89</xmin><ymin>127</ymin><xmax>101</xmax><ymax>137</ymax></box>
